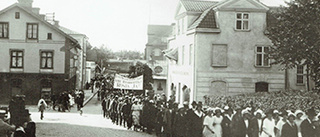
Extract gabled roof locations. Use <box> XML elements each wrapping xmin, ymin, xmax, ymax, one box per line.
<box><xmin>180</xmin><ymin>0</ymin><xmax>219</xmax><ymax>12</ymax></box>
<box><xmin>189</xmin><ymin>8</ymin><xmax>217</xmax><ymax>29</ymax></box>
<box><xmin>0</xmin><ymin>3</ymin><xmax>80</xmax><ymax>49</ymax></box>
<box><xmin>59</xmin><ymin>26</ymin><xmax>82</xmax><ymax>35</ymax></box>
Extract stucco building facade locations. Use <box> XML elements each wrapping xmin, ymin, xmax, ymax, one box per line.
<box><xmin>0</xmin><ymin>0</ymin><xmax>81</xmax><ymax>104</ymax></box>
<box><xmin>145</xmin><ymin>25</ymin><xmax>173</xmax><ymax>95</ymax></box>
<box><xmin>166</xmin><ymin>0</ymin><xmax>296</xmax><ymax>104</ymax></box>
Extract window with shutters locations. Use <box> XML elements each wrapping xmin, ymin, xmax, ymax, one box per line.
<box><xmin>212</xmin><ymin>44</ymin><xmax>227</xmax><ymax>67</ymax></box>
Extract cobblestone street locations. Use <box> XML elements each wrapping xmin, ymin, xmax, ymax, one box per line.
<box><xmin>27</xmin><ymin>90</ymin><xmax>155</xmax><ymax>137</ymax></box>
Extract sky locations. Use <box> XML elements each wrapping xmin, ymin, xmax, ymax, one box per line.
<box><xmin>0</xmin><ymin>0</ymin><xmax>288</xmax><ymax>52</ymax></box>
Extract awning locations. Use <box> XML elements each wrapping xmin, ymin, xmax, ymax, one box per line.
<box><xmin>163</xmin><ymin>48</ymin><xmax>178</xmax><ymax>61</ymax></box>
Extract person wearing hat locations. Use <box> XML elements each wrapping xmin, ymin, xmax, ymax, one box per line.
<box><xmin>0</xmin><ymin>110</ymin><xmax>15</xmax><ymax>137</ymax></box>
<box><xmin>261</xmin><ymin>109</ymin><xmax>276</xmax><ymax>137</ymax></box>
<box><xmin>300</xmin><ymin>108</ymin><xmax>317</xmax><ymax>137</ymax></box>
<box><xmin>173</xmin><ymin>101</ymin><xmax>189</xmax><ymax>137</ymax></box>
<box><xmin>249</xmin><ymin>109</ymin><xmax>264</xmax><ymax>137</ymax></box>
<box><xmin>212</xmin><ymin>108</ymin><xmax>223</xmax><ymax>137</ymax></box>
<box><xmin>203</xmin><ymin>108</ymin><xmax>215</xmax><ymax>137</ymax></box>
<box><xmin>231</xmin><ymin>107</ymin><xmax>247</xmax><ymax>137</ymax></box>
<box><xmin>187</xmin><ymin>102</ymin><xmax>204</xmax><ymax>137</ymax></box>
<box><xmin>131</xmin><ymin>99</ymin><xmax>142</xmax><ymax>131</ymax></box>
<box><xmin>221</xmin><ymin>106</ymin><xmax>233</xmax><ymax>137</ymax></box>
<box><xmin>273</xmin><ymin>109</ymin><xmax>281</xmax><ymax>125</ymax></box>
<box><xmin>281</xmin><ymin>112</ymin><xmax>298</xmax><ymax>137</ymax></box>
<box><xmin>275</xmin><ymin>110</ymin><xmax>288</xmax><ymax>137</ymax></box>
<box><xmin>294</xmin><ymin>110</ymin><xmax>304</xmax><ymax>137</ymax></box>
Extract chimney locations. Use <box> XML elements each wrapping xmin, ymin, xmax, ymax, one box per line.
<box><xmin>53</xmin><ymin>20</ymin><xmax>59</xmax><ymax>27</ymax></box>
<box><xmin>18</xmin><ymin>0</ymin><xmax>33</xmax><ymax>8</ymax></box>
<box><xmin>32</xmin><ymin>8</ymin><xmax>40</xmax><ymax>15</ymax></box>
<box><xmin>40</xmin><ymin>14</ymin><xmax>45</xmax><ymax>20</ymax></box>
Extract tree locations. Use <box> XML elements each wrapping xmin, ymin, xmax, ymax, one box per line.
<box><xmin>86</xmin><ymin>44</ymin><xmax>115</xmax><ymax>67</ymax></box>
<box><xmin>267</xmin><ymin>0</ymin><xmax>320</xmax><ymax>89</ymax></box>
<box><xmin>128</xmin><ymin>61</ymin><xmax>153</xmax><ymax>91</ymax></box>
<box><xmin>114</xmin><ymin>50</ymin><xmax>143</xmax><ymax>60</ymax></box>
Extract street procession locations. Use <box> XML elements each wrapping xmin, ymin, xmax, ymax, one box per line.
<box><xmin>1</xmin><ymin>0</ymin><xmax>320</xmax><ymax>137</ymax></box>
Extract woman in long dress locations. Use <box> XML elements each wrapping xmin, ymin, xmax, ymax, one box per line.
<box><xmin>294</xmin><ymin>110</ymin><xmax>304</xmax><ymax>137</ymax></box>
<box><xmin>261</xmin><ymin>110</ymin><xmax>275</xmax><ymax>137</ymax></box>
<box><xmin>203</xmin><ymin>108</ymin><xmax>215</xmax><ymax>137</ymax></box>
<box><xmin>212</xmin><ymin>108</ymin><xmax>223</xmax><ymax>137</ymax></box>
<box><xmin>131</xmin><ymin>100</ymin><xmax>142</xmax><ymax>131</ymax></box>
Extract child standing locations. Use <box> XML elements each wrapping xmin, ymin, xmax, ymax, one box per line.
<box><xmin>38</xmin><ymin>100</ymin><xmax>47</xmax><ymax>120</ymax></box>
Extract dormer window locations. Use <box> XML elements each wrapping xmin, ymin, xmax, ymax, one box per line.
<box><xmin>236</xmin><ymin>13</ymin><xmax>249</xmax><ymax>30</ymax></box>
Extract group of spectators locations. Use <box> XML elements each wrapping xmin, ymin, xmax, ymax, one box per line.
<box><xmin>99</xmin><ymin>89</ymin><xmax>320</xmax><ymax>137</ymax></box>
<box><xmin>50</xmin><ymin>90</ymin><xmax>84</xmax><ymax>113</ymax></box>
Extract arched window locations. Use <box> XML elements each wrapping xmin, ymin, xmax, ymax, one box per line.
<box><xmin>255</xmin><ymin>82</ymin><xmax>268</xmax><ymax>92</ymax></box>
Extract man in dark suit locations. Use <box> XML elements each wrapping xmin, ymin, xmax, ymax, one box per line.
<box><xmin>221</xmin><ymin>106</ymin><xmax>233</xmax><ymax>137</ymax></box>
<box><xmin>301</xmin><ymin>108</ymin><xmax>317</xmax><ymax>137</ymax></box>
<box><xmin>281</xmin><ymin>112</ymin><xmax>298</xmax><ymax>137</ymax></box>
<box><xmin>233</xmin><ymin>108</ymin><xmax>251</xmax><ymax>137</ymax></box>
<box><xmin>249</xmin><ymin>109</ymin><xmax>263</xmax><ymax>137</ymax></box>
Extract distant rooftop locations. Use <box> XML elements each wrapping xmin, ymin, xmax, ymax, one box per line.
<box><xmin>147</xmin><ymin>25</ymin><xmax>172</xmax><ymax>45</ymax></box>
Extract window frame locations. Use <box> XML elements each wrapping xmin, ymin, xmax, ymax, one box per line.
<box><xmin>0</xmin><ymin>22</ymin><xmax>9</xmax><ymax>39</ymax></box>
<box><xmin>40</xmin><ymin>51</ymin><xmax>54</xmax><ymax>69</ymax></box>
<box><xmin>296</xmin><ymin>65</ymin><xmax>304</xmax><ymax>85</ymax></box>
<box><xmin>47</xmin><ymin>33</ymin><xmax>52</xmax><ymax>40</ymax></box>
<box><xmin>10</xmin><ymin>50</ymin><xmax>24</xmax><ymax>68</ymax></box>
<box><xmin>15</xmin><ymin>12</ymin><xmax>20</xmax><ymax>19</ymax></box>
<box><xmin>26</xmin><ymin>23</ymin><xmax>39</xmax><ymax>40</ymax></box>
<box><xmin>255</xmin><ymin>46</ymin><xmax>270</xmax><ymax>67</ymax></box>
<box><xmin>235</xmin><ymin>12</ymin><xmax>250</xmax><ymax>31</ymax></box>
<box><xmin>212</xmin><ymin>44</ymin><xmax>228</xmax><ymax>67</ymax></box>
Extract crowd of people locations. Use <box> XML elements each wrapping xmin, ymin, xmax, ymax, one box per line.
<box><xmin>50</xmin><ymin>90</ymin><xmax>84</xmax><ymax>113</ymax></box>
<box><xmin>98</xmin><ymin>88</ymin><xmax>320</xmax><ymax>137</ymax></box>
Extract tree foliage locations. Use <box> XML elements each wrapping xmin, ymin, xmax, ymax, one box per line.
<box><xmin>86</xmin><ymin>45</ymin><xmax>143</xmax><ymax>67</ymax></box>
<box><xmin>267</xmin><ymin>0</ymin><xmax>320</xmax><ymax>87</ymax></box>
<box><xmin>128</xmin><ymin>61</ymin><xmax>153</xmax><ymax>90</ymax></box>
<box><xmin>113</xmin><ymin>50</ymin><xmax>143</xmax><ymax>60</ymax></box>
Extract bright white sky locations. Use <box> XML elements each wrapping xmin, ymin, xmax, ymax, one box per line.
<box><xmin>0</xmin><ymin>0</ymin><xmax>288</xmax><ymax>51</ymax></box>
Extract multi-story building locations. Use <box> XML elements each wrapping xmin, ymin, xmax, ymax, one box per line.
<box><xmin>145</xmin><ymin>25</ymin><xmax>173</xmax><ymax>61</ymax></box>
<box><xmin>165</xmin><ymin>0</ymin><xmax>293</xmax><ymax>104</ymax></box>
<box><xmin>0</xmin><ymin>0</ymin><xmax>81</xmax><ymax>104</ymax></box>
<box><xmin>145</xmin><ymin>25</ymin><xmax>173</xmax><ymax>94</ymax></box>
<box><xmin>85</xmin><ymin>61</ymin><xmax>96</xmax><ymax>84</ymax></box>
<box><xmin>59</xmin><ymin>26</ymin><xmax>89</xmax><ymax>89</ymax></box>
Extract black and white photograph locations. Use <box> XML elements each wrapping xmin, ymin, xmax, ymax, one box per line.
<box><xmin>0</xmin><ymin>0</ymin><xmax>320</xmax><ymax>137</ymax></box>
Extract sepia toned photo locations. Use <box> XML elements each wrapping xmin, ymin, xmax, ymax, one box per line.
<box><xmin>0</xmin><ymin>0</ymin><xmax>319</xmax><ymax>137</ymax></box>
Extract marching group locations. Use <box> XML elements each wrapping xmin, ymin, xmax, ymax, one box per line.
<box><xmin>101</xmin><ymin>91</ymin><xmax>320</xmax><ymax>137</ymax></box>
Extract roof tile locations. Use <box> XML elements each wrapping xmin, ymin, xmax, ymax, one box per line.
<box><xmin>181</xmin><ymin>0</ymin><xmax>219</xmax><ymax>12</ymax></box>
<box><xmin>189</xmin><ymin>8</ymin><xmax>217</xmax><ymax>29</ymax></box>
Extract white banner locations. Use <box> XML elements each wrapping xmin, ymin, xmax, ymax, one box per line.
<box><xmin>113</xmin><ymin>74</ymin><xmax>143</xmax><ymax>90</ymax></box>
